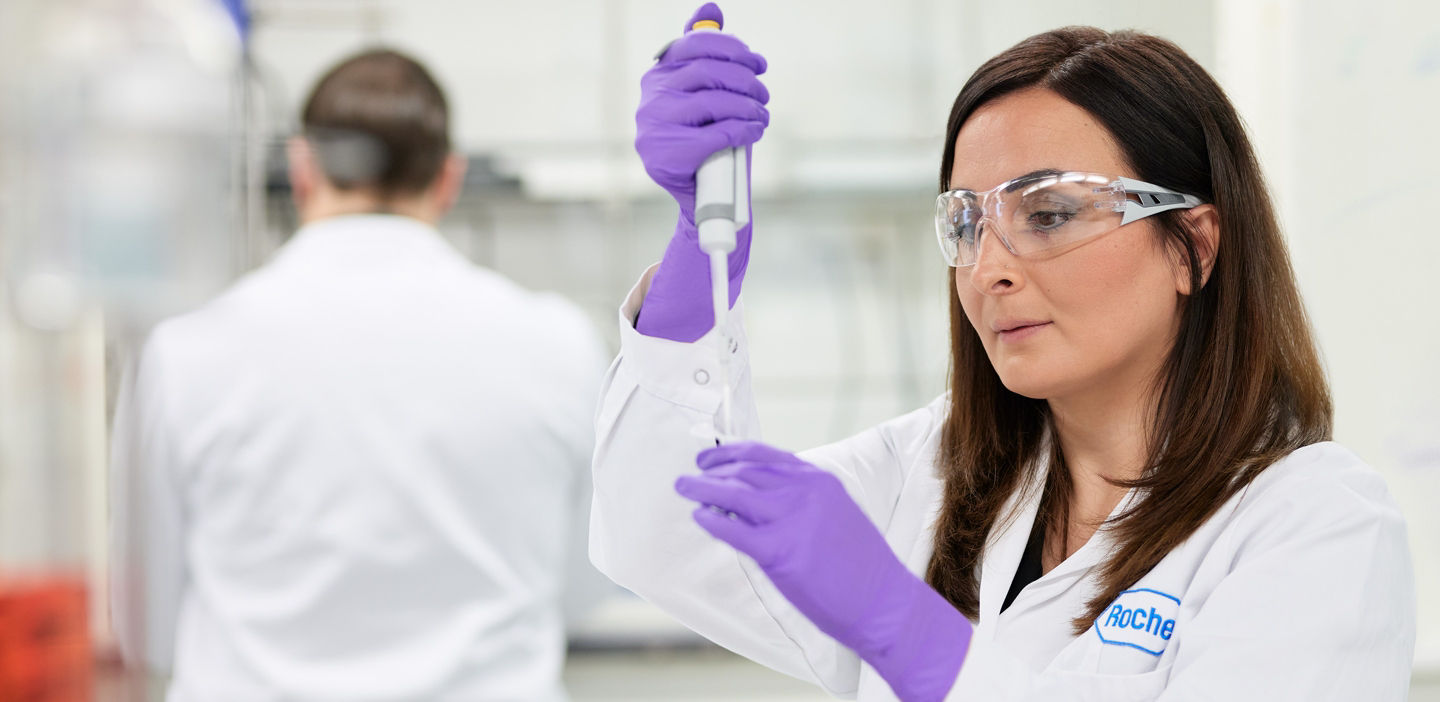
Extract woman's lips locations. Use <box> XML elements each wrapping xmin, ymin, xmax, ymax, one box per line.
<box><xmin>997</xmin><ymin>322</ymin><xmax>1051</xmax><ymax>342</ymax></box>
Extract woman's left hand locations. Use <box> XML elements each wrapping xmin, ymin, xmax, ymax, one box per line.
<box><xmin>676</xmin><ymin>440</ymin><xmax>973</xmax><ymax>702</ymax></box>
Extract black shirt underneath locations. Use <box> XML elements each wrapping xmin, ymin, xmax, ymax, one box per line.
<box><xmin>1000</xmin><ymin>520</ymin><xmax>1046</xmax><ymax>613</ymax></box>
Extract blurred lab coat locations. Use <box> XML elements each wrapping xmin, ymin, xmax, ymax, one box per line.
<box><xmin>589</xmin><ymin>264</ymin><xmax>1416</xmax><ymax>701</ymax></box>
<box><xmin>111</xmin><ymin>214</ymin><xmax>613</xmax><ymax>702</ymax></box>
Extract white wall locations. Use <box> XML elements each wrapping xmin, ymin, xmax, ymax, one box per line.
<box><xmin>1265</xmin><ymin>0</ymin><xmax>1439</xmax><ymax>668</ymax></box>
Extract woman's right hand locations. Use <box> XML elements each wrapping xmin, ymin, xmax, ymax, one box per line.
<box><xmin>633</xmin><ymin>2</ymin><xmax>770</xmax><ymax>342</ymax></box>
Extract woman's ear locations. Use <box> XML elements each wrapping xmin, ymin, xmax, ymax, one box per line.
<box><xmin>1174</xmin><ymin>204</ymin><xmax>1220</xmax><ymax>295</ymax></box>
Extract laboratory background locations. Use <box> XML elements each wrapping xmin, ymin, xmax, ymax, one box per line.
<box><xmin>0</xmin><ymin>0</ymin><xmax>1436</xmax><ymax>700</ymax></box>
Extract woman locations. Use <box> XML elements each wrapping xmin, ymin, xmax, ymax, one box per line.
<box><xmin>589</xmin><ymin>4</ymin><xmax>1415</xmax><ymax>700</ymax></box>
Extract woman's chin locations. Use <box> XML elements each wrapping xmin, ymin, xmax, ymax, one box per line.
<box><xmin>993</xmin><ymin>366</ymin><xmax>1063</xmax><ymax>401</ymax></box>
<box><xmin>999</xmin><ymin>381</ymin><xmax>1051</xmax><ymax>400</ymax></box>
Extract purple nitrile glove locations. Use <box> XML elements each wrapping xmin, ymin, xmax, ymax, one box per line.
<box><xmin>674</xmin><ymin>441</ymin><xmax>973</xmax><ymax>702</ymax></box>
<box><xmin>634</xmin><ymin>3</ymin><xmax>770</xmax><ymax>342</ymax></box>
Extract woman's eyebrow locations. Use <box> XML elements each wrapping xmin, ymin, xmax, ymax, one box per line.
<box><xmin>1002</xmin><ymin>169</ymin><xmax>1065</xmax><ymax>193</ymax></box>
<box><xmin>951</xmin><ymin>168</ymin><xmax>1065</xmax><ymax>193</ymax></box>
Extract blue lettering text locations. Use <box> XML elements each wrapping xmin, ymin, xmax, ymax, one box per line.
<box><xmin>1096</xmin><ymin>592</ymin><xmax>1181</xmax><ymax>654</ymax></box>
<box><xmin>1101</xmin><ymin>604</ymin><xmax>1178</xmax><ymax>642</ymax></box>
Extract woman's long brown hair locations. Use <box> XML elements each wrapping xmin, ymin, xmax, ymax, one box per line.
<box><xmin>923</xmin><ymin>27</ymin><xmax>1333</xmax><ymax>633</ymax></box>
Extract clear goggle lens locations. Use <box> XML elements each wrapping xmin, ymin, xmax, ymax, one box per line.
<box><xmin>934</xmin><ymin>172</ymin><xmax>1199</xmax><ymax>267</ymax></box>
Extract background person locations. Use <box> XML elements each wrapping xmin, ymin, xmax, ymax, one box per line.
<box><xmin>111</xmin><ymin>48</ymin><xmax>611</xmax><ymax>701</ymax></box>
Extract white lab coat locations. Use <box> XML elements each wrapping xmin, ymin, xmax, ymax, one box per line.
<box><xmin>589</xmin><ymin>264</ymin><xmax>1416</xmax><ymax>701</ymax></box>
<box><xmin>111</xmin><ymin>214</ymin><xmax>613</xmax><ymax>702</ymax></box>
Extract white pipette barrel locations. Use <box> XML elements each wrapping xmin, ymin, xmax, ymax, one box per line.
<box><xmin>690</xmin><ymin>21</ymin><xmax>750</xmax><ymax>438</ymax></box>
<box><xmin>695</xmin><ymin>146</ymin><xmax>748</xmax><ymax>438</ymax></box>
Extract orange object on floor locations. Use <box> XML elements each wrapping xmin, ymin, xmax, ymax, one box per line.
<box><xmin>0</xmin><ymin>574</ymin><xmax>92</xmax><ymax>702</ymax></box>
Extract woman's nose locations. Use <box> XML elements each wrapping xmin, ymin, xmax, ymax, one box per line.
<box><xmin>967</xmin><ymin>222</ymin><xmax>1025</xmax><ymax>295</ymax></box>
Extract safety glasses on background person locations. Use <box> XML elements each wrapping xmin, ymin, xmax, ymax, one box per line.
<box><xmin>934</xmin><ymin>170</ymin><xmax>1203</xmax><ymax>268</ymax></box>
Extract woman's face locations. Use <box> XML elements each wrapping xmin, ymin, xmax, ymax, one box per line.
<box><xmin>951</xmin><ymin>87</ymin><xmax>1185</xmax><ymax>403</ymax></box>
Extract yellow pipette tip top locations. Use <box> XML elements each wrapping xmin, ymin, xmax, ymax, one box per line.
<box><xmin>691</xmin><ymin>19</ymin><xmax>721</xmax><ymax>31</ymax></box>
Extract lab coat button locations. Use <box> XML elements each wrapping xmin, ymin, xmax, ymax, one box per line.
<box><xmin>694</xmin><ymin>370</ymin><xmax>710</xmax><ymax>385</ymax></box>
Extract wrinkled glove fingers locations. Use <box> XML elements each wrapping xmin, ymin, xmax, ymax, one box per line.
<box><xmin>644</xmin><ymin>89</ymin><xmax>769</xmax><ymax>128</ymax></box>
<box><xmin>698</xmin><ymin>441</ymin><xmax>809</xmax><ymax>471</ymax></box>
<box><xmin>690</xmin><ymin>505</ymin><xmax>763</xmax><ymax>554</ymax></box>
<box><xmin>660</xmin><ymin>31</ymin><xmax>767</xmax><ymax>75</ymax></box>
<box><xmin>652</xmin><ymin>60</ymin><xmax>770</xmax><ymax>104</ymax></box>
<box><xmin>634</xmin><ymin>120</ymin><xmax>763</xmax><ymax>191</ymax></box>
<box><xmin>662</xmin><ymin>119</ymin><xmax>764</xmax><ymax>155</ymax></box>
<box><xmin>675</xmin><ymin>474</ymin><xmax>783</xmax><ymax>524</ymax></box>
<box><xmin>695</xmin><ymin>459</ymin><xmax>807</xmax><ymax>491</ymax></box>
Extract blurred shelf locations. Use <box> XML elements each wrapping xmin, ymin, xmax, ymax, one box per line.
<box><xmin>567</xmin><ymin>593</ymin><xmax>711</xmax><ymax>651</ymax></box>
<box><xmin>563</xmin><ymin>647</ymin><xmax>831</xmax><ymax>702</ymax></box>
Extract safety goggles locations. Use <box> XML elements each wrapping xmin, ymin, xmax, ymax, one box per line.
<box><xmin>934</xmin><ymin>171</ymin><xmax>1202</xmax><ymax>268</ymax></box>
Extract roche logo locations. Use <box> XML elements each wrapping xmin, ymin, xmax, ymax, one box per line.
<box><xmin>1093</xmin><ymin>588</ymin><xmax>1181</xmax><ymax>656</ymax></box>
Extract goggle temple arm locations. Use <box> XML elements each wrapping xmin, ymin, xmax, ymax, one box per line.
<box><xmin>1112</xmin><ymin>176</ymin><xmax>1204</xmax><ymax>226</ymax></box>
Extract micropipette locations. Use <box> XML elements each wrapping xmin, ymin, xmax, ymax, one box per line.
<box><xmin>689</xmin><ymin>17</ymin><xmax>750</xmax><ymax>438</ymax></box>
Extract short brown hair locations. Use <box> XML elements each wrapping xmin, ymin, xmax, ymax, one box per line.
<box><xmin>924</xmin><ymin>27</ymin><xmax>1332</xmax><ymax>633</ymax></box>
<box><xmin>301</xmin><ymin>48</ymin><xmax>450</xmax><ymax>196</ymax></box>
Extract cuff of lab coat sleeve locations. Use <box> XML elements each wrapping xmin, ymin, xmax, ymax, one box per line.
<box><xmin>617</xmin><ymin>263</ymin><xmax>750</xmax><ymax>414</ymax></box>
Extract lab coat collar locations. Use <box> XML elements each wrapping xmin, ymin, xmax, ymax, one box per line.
<box><xmin>275</xmin><ymin>214</ymin><xmax>463</xmax><ymax>269</ymax></box>
<box><xmin>978</xmin><ymin>451</ymin><xmax>1048</xmax><ymax>636</ymax></box>
<box><xmin>977</xmin><ymin>441</ymin><xmax>1138</xmax><ymax>637</ymax></box>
